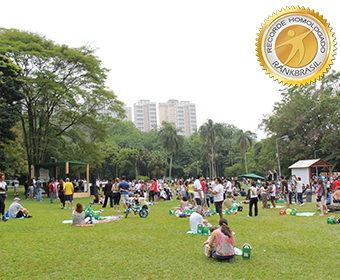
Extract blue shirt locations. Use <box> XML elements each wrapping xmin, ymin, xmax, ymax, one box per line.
<box><xmin>119</xmin><ymin>181</ymin><xmax>130</xmax><ymax>194</ymax></box>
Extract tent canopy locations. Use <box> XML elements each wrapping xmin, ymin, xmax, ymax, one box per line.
<box><xmin>33</xmin><ymin>161</ymin><xmax>88</xmax><ymax>168</ymax></box>
<box><xmin>237</xmin><ymin>173</ymin><xmax>265</xmax><ymax>180</ymax></box>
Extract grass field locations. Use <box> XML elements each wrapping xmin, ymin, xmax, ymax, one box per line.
<box><xmin>1</xmin><ymin>188</ymin><xmax>339</xmax><ymax>280</ymax></box>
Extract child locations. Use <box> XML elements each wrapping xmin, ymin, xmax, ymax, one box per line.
<box><xmin>180</xmin><ymin>196</ymin><xmax>189</xmax><ymax>209</ymax></box>
<box><xmin>202</xmin><ymin>226</ymin><xmax>218</xmax><ymax>257</ymax></box>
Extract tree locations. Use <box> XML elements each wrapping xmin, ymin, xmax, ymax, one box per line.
<box><xmin>0</xmin><ymin>28</ymin><xmax>125</xmax><ymax>172</ymax></box>
<box><xmin>0</xmin><ymin>54</ymin><xmax>24</xmax><ymax>172</ymax></box>
<box><xmin>236</xmin><ymin>130</ymin><xmax>254</xmax><ymax>174</ymax></box>
<box><xmin>199</xmin><ymin>119</ymin><xmax>224</xmax><ymax>178</ymax></box>
<box><xmin>147</xmin><ymin>150</ymin><xmax>167</xmax><ymax>178</ymax></box>
<box><xmin>159</xmin><ymin>121</ymin><xmax>183</xmax><ymax>180</ymax></box>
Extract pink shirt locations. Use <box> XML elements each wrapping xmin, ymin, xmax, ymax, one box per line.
<box><xmin>215</xmin><ymin>230</ymin><xmax>234</xmax><ymax>257</ymax></box>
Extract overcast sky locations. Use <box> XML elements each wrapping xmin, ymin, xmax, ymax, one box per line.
<box><xmin>2</xmin><ymin>1</ymin><xmax>339</xmax><ymax>139</ymax></box>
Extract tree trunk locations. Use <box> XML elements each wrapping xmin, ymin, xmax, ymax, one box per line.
<box><xmin>169</xmin><ymin>154</ymin><xmax>173</xmax><ymax>181</ymax></box>
<box><xmin>244</xmin><ymin>152</ymin><xmax>248</xmax><ymax>174</ymax></box>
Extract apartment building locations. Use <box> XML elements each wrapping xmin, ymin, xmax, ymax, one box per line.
<box><xmin>158</xmin><ymin>99</ymin><xmax>197</xmax><ymax>137</ymax></box>
<box><xmin>133</xmin><ymin>100</ymin><xmax>157</xmax><ymax>132</ymax></box>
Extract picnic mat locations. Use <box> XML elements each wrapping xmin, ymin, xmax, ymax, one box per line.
<box><xmin>62</xmin><ymin>215</ymin><xmax>122</xmax><ymax>225</ymax></box>
<box><xmin>187</xmin><ymin>230</ymin><xmax>236</xmax><ymax>235</ymax></box>
<box><xmin>295</xmin><ymin>212</ymin><xmax>315</xmax><ymax>217</ymax></box>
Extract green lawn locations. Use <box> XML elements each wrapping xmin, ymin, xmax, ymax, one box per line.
<box><xmin>1</xmin><ymin>188</ymin><xmax>339</xmax><ymax>279</ymax></box>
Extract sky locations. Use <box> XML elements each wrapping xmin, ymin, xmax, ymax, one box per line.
<box><xmin>2</xmin><ymin>0</ymin><xmax>339</xmax><ymax>139</ymax></box>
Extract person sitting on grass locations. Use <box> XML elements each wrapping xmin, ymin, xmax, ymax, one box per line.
<box><xmin>90</xmin><ymin>194</ymin><xmax>102</xmax><ymax>205</ymax></box>
<box><xmin>159</xmin><ymin>188</ymin><xmax>167</xmax><ymax>201</ymax></box>
<box><xmin>332</xmin><ymin>187</ymin><xmax>340</xmax><ymax>203</ymax></box>
<box><xmin>180</xmin><ymin>196</ymin><xmax>189</xmax><ymax>210</ymax></box>
<box><xmin>223</xmin><ymin>194</ymin><xmax>233</xmax><ymax>210</ymax></box>
<box><xmin>72</xmin><ymin>203</ymin><xmax>86</xmax><ymax>226</ymax></box>
<box><xmin>202</xmin><ymin>225</ymin><xmax>218</xmax><ymax>257</ymax></box>
<box><xmin>189</xmin><ymin>205</ymin><xmax>209</xmax><ymax>233</ymax></box>
<box><xmin>208</xmin><ymin>218</ymin><xmax>235</xmax><ymax>263</ymax></box>
<box><xmin>8</xmin><ymin>198</ymin><xmax>32</xmax><ymax>218</ymax></box>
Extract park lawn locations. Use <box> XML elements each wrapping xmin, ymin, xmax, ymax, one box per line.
<box><xmin>0</xmin><ymin>188</ymin><xmax>339</xmax><ymax>279</ymax></box>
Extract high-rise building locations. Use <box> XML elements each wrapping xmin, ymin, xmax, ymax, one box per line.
<box><xmin>133</xmin><ymin>100</ymin><xmax>157</xmax><ymax>132</ymax></box>
<box><xmin>123</xmin><ymin>106</ymin><xmax>133</xmax><ymax>122</ymax></box>
<box><xmin>158</xmin><ymin>99</ymin><xmax>197</xmax><ymax>137</ymax></box>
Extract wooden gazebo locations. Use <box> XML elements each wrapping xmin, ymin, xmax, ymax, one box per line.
<box><xmin>31</xmin><ymin>161</ymin><xmax>90</xmax><ymax>197</ymax></box>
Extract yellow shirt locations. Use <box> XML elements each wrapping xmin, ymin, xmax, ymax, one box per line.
<box><xmin>63</xmin><ymin>182</ymin><xmax>73</xmax><ymax>195</ymax></box>
<box><xmin>188</xmin><ymin>184</ymin><xmax>194</xmax><ymax>193</ymax></box>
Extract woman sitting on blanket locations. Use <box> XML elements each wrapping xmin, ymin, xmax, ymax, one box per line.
<box><xmin>72</xmin><ymin>203</ymin><xmax>97</xmax><ymax>226</ymax></box>
<box><xmin>179</xmin><ymin>196</ymin><xmax>189</xmax><ymax>210</ymax></box>
<box><xmin>72</xmin><ymin>203</ymin><xmax>86</xmax><ymax>226</ymax></box>
<box><xmin>208</xmin><ymin>218</ymin><xmax>235</xmax><ymax>263</ymax></box>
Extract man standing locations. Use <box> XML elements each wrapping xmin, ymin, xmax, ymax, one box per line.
<box><xmin>273</xmin><ymin>169</ymin><xmax>278</xmax><ymax>185</ymax></box>
<box><xmin>193</xmin><ymin>173</ymin><xmax>204</xmax><ymax>206</ymax></box>
<box><xmin>35</xmin><ymin>177</ymin><xmax>43</xmax><ymax>202</ymax></box>
<box><xmin>119</xmin><ymin>176</ymin><xmax>130</xmax><ymax>212</ymax></box>
<box><xmin>226</xmin><ymin>178</ymin><xmax>232</xmax><ymax>197</ymax></box>
<box><xmin>267</xmin><ymin>170</ymin><xmax>273</xmax><ymax>182</ymax></box>
<box><xmin>102</xmin><ymin>179</ymin><xmax>113</xmax><ymax>208</ymax></box>
<box><xmin>13</xmin><ymin>178</ymin><xmax>19</xmax><ymax>197</ymax></box>
<box><xmin>294</xmin><ymin>176</ymin><xmax>304</xmax><ymax>206</ymax></box>
<box><xmin>280</xmin><ymin>176</ymin><xmax>289</xmax><ymax>209</ymax></box>
<box><xmin>63</xmin><ymin>178</ymin><xmax>74</xmax><ymax>210</ymax></box>
<box><xmin>210</xmin><ymin>177</ymin><xmax>224</xmax><ymax>220</ymax></box>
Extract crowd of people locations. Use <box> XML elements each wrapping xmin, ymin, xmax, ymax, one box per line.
<box><xmin>3</xmin><ymin>169</ymin><xmax>340</xmax><ymax>263</ymax></box>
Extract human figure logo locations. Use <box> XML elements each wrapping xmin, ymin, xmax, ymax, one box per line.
<box><xmin>256</xmin><ymin>6</ymin><xmax>336</xmax><ymax>86</ymax></box>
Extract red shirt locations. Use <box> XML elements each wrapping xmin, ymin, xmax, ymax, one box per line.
<box><xmin>333</xmin><ymin>180</ymin><xmax>340</xmax><ymax>189</ymax></box>
<box><xmin>201</xmin><ymin>181</ymin><xmax>206</xmax><ymax>194</ymax></box>
<box><xmin>153</xmin><ymin>182</ymin><xmax>158</xmax><ymax>193</ymax></box>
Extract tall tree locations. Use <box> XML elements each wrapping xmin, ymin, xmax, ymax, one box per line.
<box><xmin>0</xmin><ymin>28</ymin><xmax>124</xmax><ymax>171</ymax></box>
<box><xmin>236</xmin><ymin>130</ymin><xmax>254</xmax><ymax>174</ymax></box>
<box><xmin>0</xmin><ymin>54</ymin><xmax>24</xmax><ymax>172</ymax></box>
<box><xmin>159</xmin><ymin>121</ymin><xmax>183</xmax><ymax>180</ymax></box>
<box><xmin>199</xmin><ymin>119</ymin><xmax>224</xmax><ymax>178</ymax></box>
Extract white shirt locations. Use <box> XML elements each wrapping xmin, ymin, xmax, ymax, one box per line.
<box><xmin>226</xmin><ymin>181</ymin><xmax>232</xmax><ymax>192</ymax></box>
<box><xmin>270</xmin><ymin>185</ymin><xmax>276</xmax><ymax>197</ymax></box>
<box><xmin>260</xmin><ymin>186</ymin><xmax>266</xmax><ymax>195</ymax></box>
<box><xmin>189</xmin><ymin>212</ymin><xmax>204</xmax><ymax>232</ymax></box>
<box><xmin>0</xmin><ymin>181</ymin><xmax>7</xmax><ymax>194</ymax></box>
<box><xmin>210</xmin><ymin>181</ymin><xmax>216</xmax><ymax>192</ymax></box>
<box><xmin>193</xmin><ymin>179</ymin><xmax>202</xmax><ymax>199</ymax></box>
<box><xmin>213</xmin><ymin>183</ymin><xmax>224</xmax><ymax>202</ymax></box>
<box><xmin>296</xmin><ymin>181</ymin><xmax>303</xmax><ymax>193</ymax></box>
<box><xmin>250</xmin><ymin>186</ymin><xmax>258</xmax><ymax>198</ymax></box>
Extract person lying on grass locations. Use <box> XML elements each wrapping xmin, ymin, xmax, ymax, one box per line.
<box><xmin>208</xmin><ymin>218</ymin><xmax>235</xmax><ymax>263</ymax></box>
<box><xmin>8</xmin><ymin>197</ymin><xmax>32</xmax><ymax>218</ymax></box>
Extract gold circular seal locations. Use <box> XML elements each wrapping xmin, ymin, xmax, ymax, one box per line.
<box><xmin>256</xmin><ymin>6</ymin><xmax>336</xmax><ymax>86</ymax></box>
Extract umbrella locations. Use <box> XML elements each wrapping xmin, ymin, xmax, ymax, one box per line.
<box><xmin>237</xmin><ymin>173</ymin><xmax>265</xmax><ymax>180</ymax></box>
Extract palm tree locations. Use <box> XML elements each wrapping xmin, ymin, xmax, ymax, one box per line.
<box><xmin>236</xmin><ymin>130</ymin><xmax>254</xmax><ymax>174</ymax></box>
<box><xmin>199</xmin><ymin>119</ymin><xmax>224</xmax><ymax>178</ymax></box>
<box><xmin>159</xmin><ymin>121</ymin><xmax>183</xmax><ymax>181</ymax></box>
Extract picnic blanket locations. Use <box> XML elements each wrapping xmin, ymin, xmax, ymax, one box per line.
<box><xmin>295</xmin><ymin>212</ymin><xmax>315</xmax><ymax>217</ymax></box>
<box><xmin>187</xmin><ymin>230</ymin><xmax>235</xmax><ymax>235</ymax></box>
<box><xmin>62</xmin><ymin>215</ymin><xmax>122</xmax><ymax>225</ymax></box>
<box><xmin>4</xmin><ymin>210</ymin><xmax>24</xmax><ymax>219</ymax></box>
